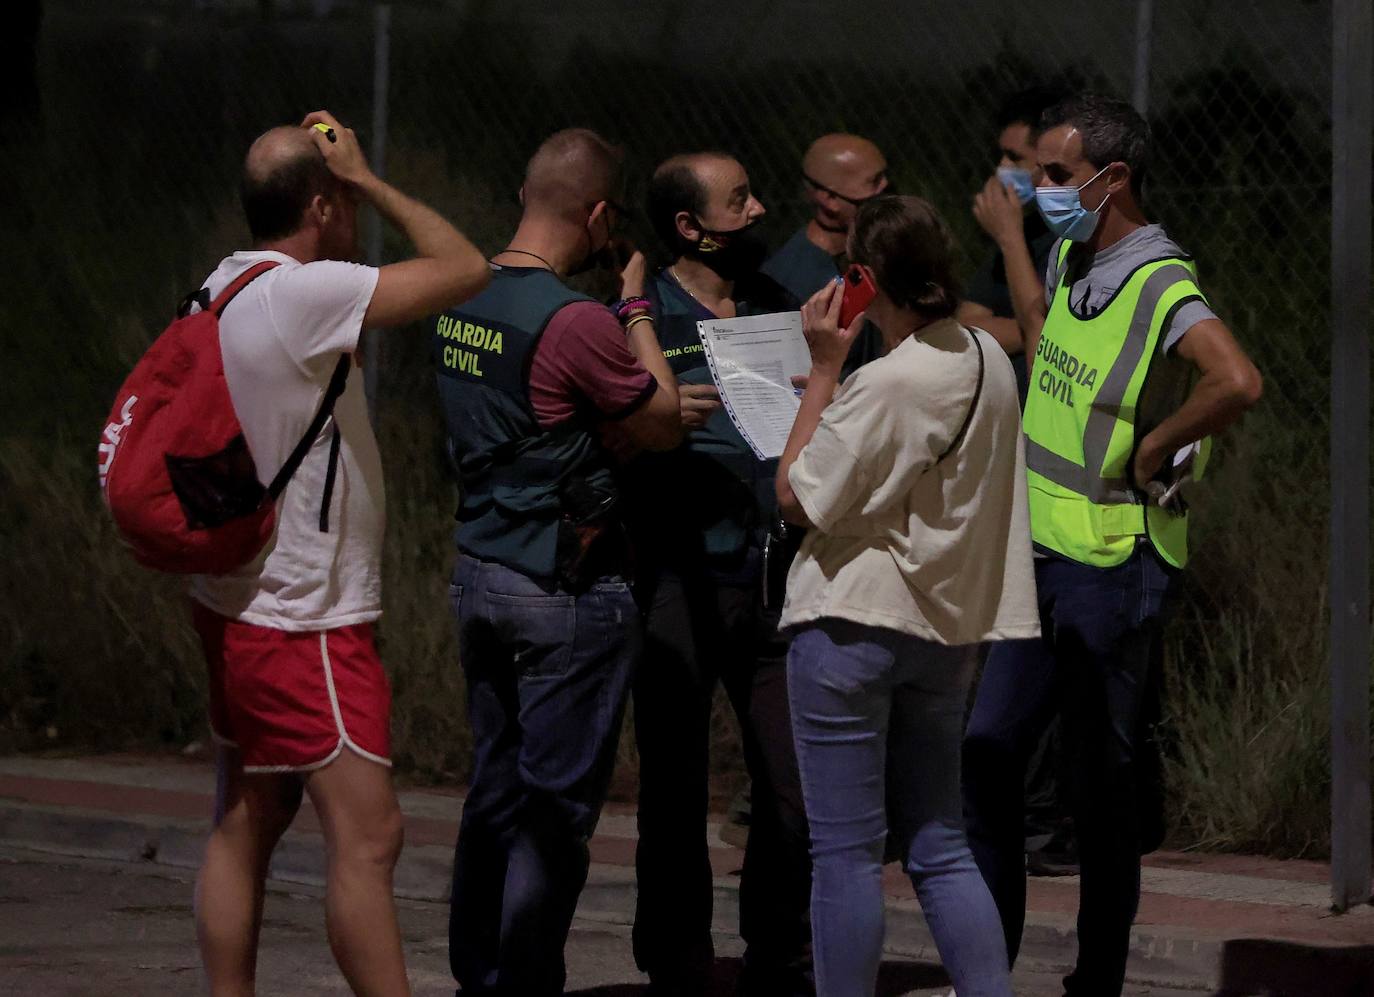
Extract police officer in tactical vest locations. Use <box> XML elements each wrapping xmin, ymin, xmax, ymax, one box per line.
<box><xmin>961</xmin><ymin>94</ymin><xmax>1263</xmax><ymax>997</ymax></box>
<box><xmin>433</xmin><ymin>128</ymin><xmax>681</xmax><ymax>997</ymax></box>
<box><xmin>625</xmin><ymin>152</ymin><xmax>812</xmax><ymax>997</ymax></box>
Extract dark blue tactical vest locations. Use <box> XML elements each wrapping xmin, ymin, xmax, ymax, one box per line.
<box><xmin>618</xmin><ymin>269</ymin><xmax>796</xmax><ymax>583</ymax></box>
<box><xmin>433</xmin><ymin>265</ymin><xmax>619</xmax><ymax>583</ymax></box>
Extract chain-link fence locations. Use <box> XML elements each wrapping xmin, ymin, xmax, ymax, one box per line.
<box><xmin>3</xmin><ymin>0</ymin><xmax>1360</xmax><ymax>857</ymax></box>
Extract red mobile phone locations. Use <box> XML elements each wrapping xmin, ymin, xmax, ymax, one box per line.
<box><xmin>838</xmin><ymin>264</ymin><xmax>876</xmax><ymax>329</ymax></box>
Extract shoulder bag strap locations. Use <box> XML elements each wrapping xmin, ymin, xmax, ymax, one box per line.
<box><xmin>936</xmin><ymin>329</ymin><xmax>986</xmax><ymax>463</ymax></box>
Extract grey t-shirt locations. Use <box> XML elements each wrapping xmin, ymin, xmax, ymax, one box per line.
<box><xmin>1043</xmin><ymin>223</ymin><xmax>1217</xmax><ymax>355</ymax></box>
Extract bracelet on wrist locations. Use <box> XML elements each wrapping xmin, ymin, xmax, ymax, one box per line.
<box><xmin>623</xmin><ymin>314</ymin><xmax>653</xmax><ymax>333</ymax></box>
<box><xmin>614</xmin><ymin>296</ymin><xmax>652</xmax><ymax>320</ymax></box>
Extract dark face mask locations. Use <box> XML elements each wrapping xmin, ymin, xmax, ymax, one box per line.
<box><xmin>569</xmin><ymin>241</ymin><xmax>618</xmax><ymax>276</ymax></box>
<box><xmin>687</xmin><ymin>216</ymin><xmax>769</xmax><ymax>280</ymax></box>
<box><xmin>568</xmin><ymin>208</ymin><xmax>617</xmax><ymax>276</ymax></box>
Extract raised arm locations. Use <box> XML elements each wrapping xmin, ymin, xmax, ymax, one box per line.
<box><xmin>972</xmin><ymin>176</ymin><xmax>1047</xmax><ymax>376</ymax></box>
<box><xmin>776</xmin><ymin>279</ymin><xmax>861</xmax><ymax>527</ymax></box>
<box><xmin>304</xmin><ymin>110</ymin><xmax>490</xmax><ymax>329</ymax></box>
<box><xmin>609</xmin><ymin>252</ymin><xmax>682</xmax><ymax>452</ymax></box>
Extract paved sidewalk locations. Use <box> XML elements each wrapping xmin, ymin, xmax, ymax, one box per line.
<box><xmin>2</xmin><ymin>753</ymin><xmax>1371</xmax><ymax>994</ymax></box>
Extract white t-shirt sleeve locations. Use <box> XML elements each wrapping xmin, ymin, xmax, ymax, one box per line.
<box><xmin>267</xmin><ymin>261</ymin><xmax>380</xmax><ymax>375</ymax></box>
<box><xmin>788</xmin><ymin>352</ymin><xmax>974</xmax><ymax>531</ymax></box>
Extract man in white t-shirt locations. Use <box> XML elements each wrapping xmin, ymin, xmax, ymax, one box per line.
<box><xmin>188</xmin><ymin>110</ymin><xmax>488</xmax><ymax>997</ymax></box>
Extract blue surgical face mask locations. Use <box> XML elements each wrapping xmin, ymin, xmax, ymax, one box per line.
<box><xmin>1034</xmin><ymin>164</ymin><xmax>1113</xmax><ymax>242</ymax></box>
<box><xmin>996</xmin><ymin>166</ymin><xmax>1036</xmax><ymax>206</ymax></box>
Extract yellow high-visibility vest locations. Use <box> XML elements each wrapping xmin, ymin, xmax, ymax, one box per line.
<box><xmin>1023</xmin><ymin>241</ymin><xmax>1210</xmax><ymax>569</ymax></box>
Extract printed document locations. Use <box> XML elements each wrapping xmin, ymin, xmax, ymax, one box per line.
<box><xmin>697</xmin><ymin>311</ymin><xmax>811</xmax><ymax>460</ymax></box>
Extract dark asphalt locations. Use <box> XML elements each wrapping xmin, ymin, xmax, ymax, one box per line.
<box><xmin>0</xmin><ymin>845</ymin><xmax>1207</xmax><ymax>996</ymax></box>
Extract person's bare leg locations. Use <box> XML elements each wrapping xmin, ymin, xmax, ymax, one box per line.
<box><xmin>305</xmin><ymin>748</ymin><xmax>409</xmax><ymax>997</ymax></box>
<box><xmin>195</xmin><ymin>746</ymin><xmax>304</xmax><ymax>997</ymax></box>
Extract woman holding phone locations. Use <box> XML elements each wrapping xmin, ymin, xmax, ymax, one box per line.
<box><xmin>776</xmin><ymin>195</ymin><xmax>1039</xmax><ymax>997</ymax></box>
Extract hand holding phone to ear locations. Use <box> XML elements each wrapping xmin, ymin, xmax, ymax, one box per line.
<box><xmin>803</xmin><ymin>275</ymin><xmax>868</xmax><ymax>376</ymax></box>
<box><xmin>838</xmin><ymin>264</ymin><xmax>877</xmax><ymax>329</ymax></box>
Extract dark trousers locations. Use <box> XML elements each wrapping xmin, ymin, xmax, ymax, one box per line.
<box><xmin>631</xmin><ymin>568</ymin><xmax>812</xmax><ymax>993</ymax></box>
<box><xmin>963</xmin><ymin>546</ymin><xmax>1173</xmax><ymax>997</ymax></box>
<box><xmin>447</xmin><ymin>554</ymin><xmax>638</xmax><ymax>997</ymax></box>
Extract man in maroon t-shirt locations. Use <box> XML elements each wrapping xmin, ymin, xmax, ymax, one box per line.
<box><xmin>439</xmin><ymin>128</ymin><xmax>682</xmax><ymax>997</ymax></box>
<box><xmin>527</xmin><ymin>271</ymin><xmax>667</xmax><ymax>428</ymax></box>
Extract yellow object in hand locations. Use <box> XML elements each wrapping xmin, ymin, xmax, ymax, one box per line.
<box><xmin>312</xmin><ymin>123</ymin><xmax>337</xmax><ymax>143</ymax></box>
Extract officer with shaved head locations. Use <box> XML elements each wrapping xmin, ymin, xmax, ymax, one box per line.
<box><xmin>434</xmin><ymin>128</ymin><xmax>682</xmax><ymax>997</ymax></box>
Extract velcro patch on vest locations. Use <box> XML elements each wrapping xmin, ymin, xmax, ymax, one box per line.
<box><xmin>434</xmin><ymin>313</ymin><xmax>524</xmax><ymax>393</ymax></box>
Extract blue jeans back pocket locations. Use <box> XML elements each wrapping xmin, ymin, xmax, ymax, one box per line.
<box><xmin>486</xmin><ymin>592</ymin><xmax>577</xmax><ymax>678</ymax></box>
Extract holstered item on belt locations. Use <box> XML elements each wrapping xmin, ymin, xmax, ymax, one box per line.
<box><xmin>761</xmin><ymin>516</ymin><xmax>805</xmax><ymax>610</ymax></box>
<box><xmin>555</xmin><ymin>473</ymin><xmax>629</xmax><ymax>591</ymax></box>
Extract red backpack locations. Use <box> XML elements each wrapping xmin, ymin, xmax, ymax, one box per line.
<box><xmin>99</xmin><ymin>261</ymin><xmax>350</xmax><ymax>575</ymax></box>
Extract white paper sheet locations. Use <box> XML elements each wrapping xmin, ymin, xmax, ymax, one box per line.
<box><xmin>696</xmin><ymin>311</ymin><xmax>811</xmax><ymax>460</ymax></box>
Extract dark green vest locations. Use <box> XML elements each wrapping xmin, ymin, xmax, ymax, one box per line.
<box><xmin>433</xmin><ymin>266</ymin><xmax>617</xmax><ymax>582</ymax></box>
<box><xmin>619</xmin><ymin>270</ymin><xmax>795</xmax><ymax>580</ymax></box>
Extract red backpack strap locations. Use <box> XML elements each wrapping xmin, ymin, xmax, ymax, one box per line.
<box><xmin>209</xmin><ymin>260</ymin><xmax>280</xmax><ymax>316</ymax></box>
<box><xmin>175</xmin><ymin>260</ymin><xmax>282</xmax><ymax>319</ymax></box>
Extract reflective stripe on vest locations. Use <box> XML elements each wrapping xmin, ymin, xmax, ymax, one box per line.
<box><xmin>1024</xmin><ymin>243</ymin><xmax>1205</xmax><ymax>568</ymax></box>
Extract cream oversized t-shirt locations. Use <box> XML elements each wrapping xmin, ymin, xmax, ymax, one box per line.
<box><xmin>780</xmin><ymin>319</ymin><xmax>1039</xmax><ymax>646</ymax></box>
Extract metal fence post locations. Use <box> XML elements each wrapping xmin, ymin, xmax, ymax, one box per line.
<box><xmin>363</xmin><ymin>3</ymin><xmax>391</xmax><ymax>427</ymax></box>
<box><xmin>1330</xmin><ymin>0</ymin><xmax>1373</xmax><ymax>914</ymax></box>
<box><xmin>1132</xmin><ymin>0</ymin><xmax>1153</xmax><ymax>115</ymax></box>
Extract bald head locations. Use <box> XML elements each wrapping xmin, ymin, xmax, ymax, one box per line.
<box><xmin>241</xmin><ymin>126</ymin><xmax>335</xmax><ymax>242</ymax></box>
<box><xmin>802</xmin><ymin>133</ymin><xmax>888</xmax><ymax>197</ymax></box>
<box><xmin>245</xmin><ymin>126</ymin><xmax>320</xmax><ymax>183</ymax></box>
<box><xmin>799</xmin><ymin>133</ymin><xmax>888</xmax><ymax>235</ymax></box>
<box><xmin>522</xmin><ymin>128</ymin><xmax>624</xmax><ymax>222</ymax></box>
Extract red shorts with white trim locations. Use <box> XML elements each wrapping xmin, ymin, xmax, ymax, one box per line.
<box><xmin>191</xmin><ymin>601</ymin><xmax>392</xmax><ymax>772</ymax></box>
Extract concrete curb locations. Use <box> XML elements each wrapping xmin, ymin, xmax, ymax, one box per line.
<box><xmin>0</xmin><ymin>800</ymin><xmax>1218</xmax><ymax>990</ymax></box>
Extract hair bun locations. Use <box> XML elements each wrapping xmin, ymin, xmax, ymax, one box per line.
<box><xmin>913</xmin><ymin>280</ymin><xmax>952</xmax><ymax>314</ymax></box>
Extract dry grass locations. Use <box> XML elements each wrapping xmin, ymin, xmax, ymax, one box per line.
<box><xmin>2</xmin><ymin>38</ymin><xmax>1363</xmax><ymax>853</ymax></box>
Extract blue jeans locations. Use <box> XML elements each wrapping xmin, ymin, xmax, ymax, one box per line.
<box><xmin>447</xmin><ymin>554</ymin><xmax>638</xmax><ymax>997</ymax></box>
<box><xmin>963</xmin><ymin>546</ymin><xmax>1173</xmax><ymax>997</ymax></box>
<box><xmin>788</xmin><ymin>618</ymin><xmax>1012</xmax><ymax>997</ymax></box>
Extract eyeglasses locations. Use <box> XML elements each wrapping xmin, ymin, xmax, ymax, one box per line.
<box><xmin>802</xmin><ymin>172</ymin><xmax>887</xmax><ymax>207</ymax></box>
